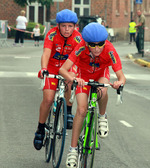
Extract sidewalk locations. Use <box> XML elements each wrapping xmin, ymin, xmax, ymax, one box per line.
<box><xmin>126</xmin><ymin>42</ymin><xmax>150</xmax><ymax>68</ymax></box>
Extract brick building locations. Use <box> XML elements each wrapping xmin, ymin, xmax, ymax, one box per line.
<box><xmin>0</xmin><ymin>0</ymin><xmax>150</xmax><ymax>41</ymax></box>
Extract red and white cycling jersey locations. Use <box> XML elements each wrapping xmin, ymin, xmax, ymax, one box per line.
<box><xmin>43</xmin><ymin>26</ymin><xmax>82</xmax><ymax>90</ymax></box>
<box><xmin>44</xmin><ymin>26</ymin><xmax>82</xmax><ymax>74</ymax></box>
<box><xmin>69</xmin><ymin>40</ymin><xmax>122</xmax><ymax>95</ymax></box>
<box><xmin>69</xmin><ymin>40</ymin><xmax>122</xmax><ymax>75</ymax></box>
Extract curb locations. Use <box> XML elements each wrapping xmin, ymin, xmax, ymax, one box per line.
<box><xmin>127</xmin><ymin>54</ymin><xmax>150</xmax><ymax>68</ymax></box>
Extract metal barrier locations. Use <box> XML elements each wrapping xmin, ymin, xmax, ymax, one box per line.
<box><xmin>0</xmin><ymin>20</ymin><xmax>9</xmax><ymax>47</ymax></box>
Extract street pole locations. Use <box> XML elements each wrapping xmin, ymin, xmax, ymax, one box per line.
<box><xmin>131</xmin><ymin>0</ymin><xmax>134</xmax><ymax>20</ymax></box>
<box><xmin>57</xmin><ymin>2</ymin><xmax>59</xmax><ymax>12</ymax></box>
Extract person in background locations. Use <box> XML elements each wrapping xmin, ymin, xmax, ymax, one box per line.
<box><xmin>135</xmin><ymin>9</ymin><xmax>145</xmax><ymax>53</ymax></box>
<box><xmin>31</xmin><ymin>24</ymin><xmax>40</xmax><ymax>46</ymax></box>
<box><xmin>33</xmin><ymin>9</ymin><xmax>82</xmax><ymax>151</ymax></box>
<box><xmin>13</xmin><ymin>10</ymin><xmax>28</xmax><ymax>47</ymax></box>
<box><xmin>59</xmin><ymin>23</ymin><xmax>126</xmax><ymax>168</ymax></box>
<box><xmin>129</xmin><ymin>19</ymin><xmax>136</xmax><ymax>44</ymax></box>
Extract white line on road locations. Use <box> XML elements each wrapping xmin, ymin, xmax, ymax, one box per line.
<box><xmin>110</xmin><ymin>74</ymin><xmax>150</xmax><ymax>81</ymax></box>
<box><xmin>0</xmin><ymin>71</ymin><xmax>37</xmax><ymax>77</ymax></box>
<box><xmin>119</xmin><ymin>120</ymin><xmax>133</xmax><ymax>128</ymax></box>
<box><xmin>14</xmin><ymin>56</ymin><xmax>31</xmax><ymax>59</ymax></box>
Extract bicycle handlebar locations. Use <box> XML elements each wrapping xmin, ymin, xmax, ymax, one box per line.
<box><xmin>69</xmin><ymin>79</ymin><xmax>124</xmax><ymax>105</ymax></box>
<box><xmin>40</xmin><ymin>70</ymin><xmax>64</xmax><ymax>89</ymax></box>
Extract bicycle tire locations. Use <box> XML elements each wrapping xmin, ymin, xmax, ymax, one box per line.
<box><xmin>52</xmin><ymin>97</ymin><xmax>67</xmax><ymax>168</ymax></box>
<box><xmin>78</xmin><ymin>108</ymin><xmax>97</xmax><ymax>168</ymax></box>
<box><xmin>45</xmin><ymin>107</ymin><xmax>53</xmax><ymax>163</ymax></box>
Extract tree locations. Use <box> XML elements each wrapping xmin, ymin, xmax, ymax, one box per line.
<box><xmin>13</xmin><ymin>0</ymin><xmax>53</xmax><ymax>21</ymax></box>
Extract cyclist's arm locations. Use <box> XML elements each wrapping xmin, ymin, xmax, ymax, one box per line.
<box><xmin>111</xmin><ymin>69</ymin><xmax>126</xmax><ymax>89</ymax></box>
<box><xmin>41</xmin><ymin>48</ymin><xmax>51</xmax><ymax>69</ymax></box>
<box><xmin>59</xmin><ymin>59</ymin><xmax>74</xmax><ymax>82</ymax></box>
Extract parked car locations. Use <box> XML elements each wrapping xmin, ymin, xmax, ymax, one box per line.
<box><xmin>50</xmin><ymin>19</ymin><xmax>57</xmax><ymax>28</ymax></box>
<box><xmin>78</xmin><ymin>15</ymin><xmax>102</xmax><ymax>32</ymax></box>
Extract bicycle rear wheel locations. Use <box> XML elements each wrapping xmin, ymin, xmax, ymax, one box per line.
<box><xmin>78</xmin><ymin>109</ymin><xmax>98</xmax><ymax>168</ymax></box>
<box><xmin>52</xmin><ymin>97</ymin><xmax>67</xmax><ymax>168</ymax></box>
<box><xmin>45</xmin><ymin>106</ymin><xmax>54</xmax><ymax>162</ymax></box>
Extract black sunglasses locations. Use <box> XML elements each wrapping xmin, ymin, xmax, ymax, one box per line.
<box><xmin>88</xmin><ymin>41</ymin><xmax>105</xmax><ymax>48</ymax></box>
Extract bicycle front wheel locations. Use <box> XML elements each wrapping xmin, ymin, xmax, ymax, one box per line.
<box><xmin>52</xmin><ymin>97</ymin><xmax>67</xmax><ymax>168</ymax></box>
<box><xmin>79</xmin><ymin>109</ymin><xmax>98</xmax><ymax>168</ymax></box>
<box><xmin>45</xmin><ymin>106</ymin><xmax>54</xmax><ymax>162</ymax></box>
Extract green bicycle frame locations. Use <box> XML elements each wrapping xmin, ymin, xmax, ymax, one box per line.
<box><xmin>82</xmin><ymin>90</ymin><xmax>99</xmax><ymax>154</ymax></box>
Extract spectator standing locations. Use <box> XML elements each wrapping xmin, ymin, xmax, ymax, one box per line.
<box><xmin>13</xmin><ymin>10</ymin><xmax>28</xmax><ymax>47</ymax></box>
<box><xmin>135</xmin><ymin>9</ymin><xmax>145</xmax><ymax>54</ymax></box>
<box><xmin>129</xmin><ymin>19</ymin><xmax>136</xmax><ymax>44</ymax></box>
<box><xmin>32</xmin><ymin>24</ymin><xmax>40</xmax><ymax>46</ymax></box>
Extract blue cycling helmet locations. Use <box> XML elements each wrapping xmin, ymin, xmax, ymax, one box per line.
<box><xmin>82</xmin><ymin>22</ymin><xmax>108</xmax><ymax>42</ymax></box>
<box><xmin>56</xmin><ymin>9</ymin><xmax>78</xmax><ymax>24</ymax></box>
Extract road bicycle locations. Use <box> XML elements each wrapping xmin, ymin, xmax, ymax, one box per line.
<box><xmin>69</xmin><ymin>79</ymin><xmax>123</xmax><ymax>168</ymax></box>
<box><xmin>42</xmin><ymin>72</ymin><xmax>67</xmax><ymax>168</ymax></box>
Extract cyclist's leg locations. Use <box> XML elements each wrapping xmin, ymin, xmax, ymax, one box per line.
<box><xmin>34</xmin><ymin>89</ymin><xmax>55</xmax><ymax>150</ymax></box>
<box><xmin>66</xmin><ymin>92</ymin><xmax>88</xmax><ymax>168</ymax></box>
<box><xmin>34</xmin><ymin>76</ymin><xmax>57</xmax><ymax>150</ymax></box>
<box><xmin>39</xmin><ymin>89</ymin><xmax>55</xmax><ymax>123</ymax></box>
<box><xmin>97</xmin><ymin>77</ymin><xmax>109</xmax><ymax>116</ymax></box>
<box><xmin>65</xmin><ymin>67</ymin><xmax>77</xmax><ymax>129</ymax></box>
<box><xmin>97</xmin><ymin>68</ymin><xmax>109</xmax><ymax>138</ymax></box>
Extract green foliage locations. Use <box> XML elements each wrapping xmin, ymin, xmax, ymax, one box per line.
<box><xmin>13</xmin><ymin>0</ymin><xmax>53</xmax><ymax>7</ymax></box>
<box><xmin>13</xmin><ymin>0</ymin><xmax>36</xmax><ymax>7</ymax></box>
<box><xmin>8</xmin><ymin>22</ymin><xmax>45</xmax><ymax>40</ymax></box>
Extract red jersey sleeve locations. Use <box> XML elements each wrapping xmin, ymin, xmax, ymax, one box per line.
<box><xmin>104</xmin><ymin>41</ymin><xmax>122</xmax><ymax>72</ymax></box>
<box><xmin>68</xmin><ymin>40</ymin><xmax>85</xmax><ymax>64</ymax></box>
<box><xmin>43</xmin><ymin>27</ymin><xmax>57</xmax><ymax>49</ymax></box>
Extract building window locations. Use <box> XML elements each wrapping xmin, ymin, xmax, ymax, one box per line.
<box><xmin>72</xmin><ymin>0</ymin><xmax>90</xmax><ymax>17</ymax></box>
<box><xmin>84</xmin><ymin>0</ymin><xmax>89</xmax><ymax>4</ymax></box>
<box><xmin>27</xmin><ymin>2</ymin><xmax>45</xmax><ymax>24</ymax></box>
<box><xmin>38</xmin><ymin>6</ymin><xmax>44</xmax><ymax>25</ymax></box>
<box><xmin>29</xmin><ymin>6</ymin><xmax>34</xmax><ymax>22</ymax></box>
<box><xmin>75</xmin><ymin>0</ymin><xmax>80</xmax><ymax>4</ymax></box>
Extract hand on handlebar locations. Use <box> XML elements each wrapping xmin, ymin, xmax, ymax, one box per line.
<box><xmin>75</xmin><ymin>78</ymin><xmax>85</xmax><ymax>87</ymax></box>
<box><xmin>38</xmin><ymin>68</ymin><xmax>48</xmax><ymax>79</ymax></box>
<box><xmin>110</xmin><ymin>81</ymin><xmax>123</xmax><ymax>89</ymax></box>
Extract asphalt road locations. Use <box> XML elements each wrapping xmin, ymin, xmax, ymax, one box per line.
<box><xmin>0</xmin><ymin>40</ymin><xmax>150</xmax><ymax>168</ymax></box>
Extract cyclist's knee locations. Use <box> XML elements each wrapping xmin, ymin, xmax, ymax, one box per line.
<box><xmin>43</xmin><ymin>97</ymin><xmax>53</xmax><ymax>106</ymax></box>
<box><xmin>77</xmin><ymin>106</ymin><xmax>87</xmax><ymax>118</ymax></box>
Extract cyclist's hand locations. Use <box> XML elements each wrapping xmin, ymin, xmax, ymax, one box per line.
<box><xmin>110</xmin><ymin>81</ymin><xmax>123</xmax><ymax>89</ymax></box>
<box><xmin>38</xmin><ymin>68</ymin><xmax>47</xmax><ymax>79</ymax></box>
<box><xmin>75</xmin><ymin>78</ymin><xmax>85</xmax><ymax>87</ymax></box>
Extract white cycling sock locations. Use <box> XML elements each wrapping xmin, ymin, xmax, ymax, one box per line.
<box><xmin>99</xmin><ymin>113</ymin><xmax>107</xmax><ymax>118</ymax></box>
<box><xmin>69</xmin><ymin>146</ymin><xmax>78</xmax><ymax>152</ymax></box>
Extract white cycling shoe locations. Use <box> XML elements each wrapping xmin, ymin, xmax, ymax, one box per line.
<box><xmin>98</xmin><ymin>116</ymin><xmax>109</xmax><ymax>138</ymax></box>
<box><xmin>66</xmin><ymin>149</ymin><xmax>78</xmax><ymax>168</ymax></box>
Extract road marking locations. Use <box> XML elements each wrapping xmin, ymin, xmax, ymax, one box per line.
<box><xmin>119</xmin><ymin>120</ymin><xmax>133</xmax><ymax>127</ymax></box>
<box><xmin>0</xmin><ymin>71</ymin><xmax>37</xmax><ymax>77</ymax></box>
<box><xmin>110</xmin><ymin>74</ymin><xmax>150</xmax><ymax>81</ymax></box>
<box><xmin>14</xmin><ymin>56</ymin><xmax>31</xmax><ymax>59</ymax></box>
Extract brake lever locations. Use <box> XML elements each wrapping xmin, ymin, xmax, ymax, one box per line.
<box><xmin>69</xmin><ymin>80</ymin><xmax>78</xmax><ymax>103</ymax></box>
<box><xmin>116</xmin><ymin>84</ymin><xmax>124</xmax><ymax>105</ymax></box>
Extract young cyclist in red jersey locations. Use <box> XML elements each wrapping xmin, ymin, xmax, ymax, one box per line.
<box><xmin>59</xmin><ymin>23</ymin><xmax>126</xmax><ymax>168</ymax></box>
<box><xmin>33</xmin><ymin>9</ymin><xmax>82</xmax><ymax>151</ymax></box>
